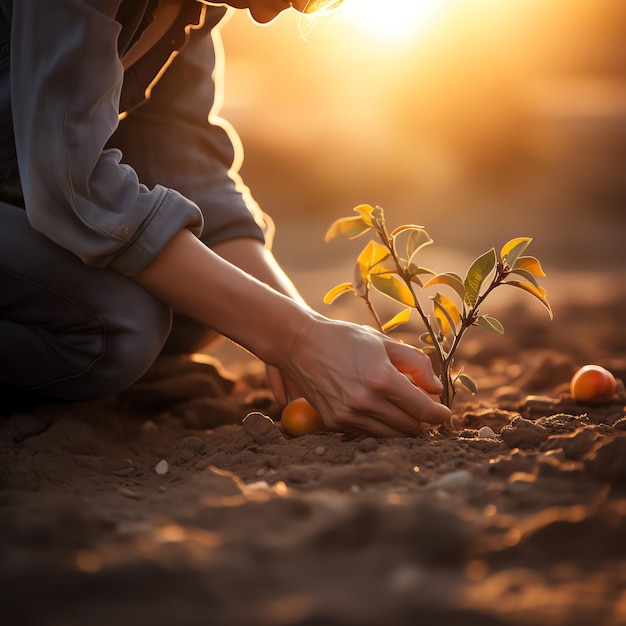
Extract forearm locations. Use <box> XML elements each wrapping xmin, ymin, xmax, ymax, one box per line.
<box><xmin>211</xmin><ymin>237</ymin><xmax>306</xmax><ymax>305</ymax></box>
<box><xmin>134</xmin><ymin>229</ymin><xmax>312</xmax><ymax>367</ymax></box>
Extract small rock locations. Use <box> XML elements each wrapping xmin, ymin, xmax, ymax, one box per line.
<box><xmin>358</xmin><ymin>437</ymin><xmax>379</xmax><ymax>452</ymax></box>
<box><xmin>172</xmin><ymin>435</ymin><xmax>206</xmax><ymax>454</ymax></box>
<box><xmin>155</xmin><ymin>459</ymin><xmax>169</xmax><ymax>475</ymax></box>
<box><xmin>243</xmin><ymin>412</ymin><xmax>285</xmax><ymax>446</ymax></box>
<box><xmin>430</xmin><ymin>470</ymin><xmax>480</xmax><ymax>495</ymax></box>
<box><xmin>478</xmin><ymin>426</ymin><xmax>497</xmax><ymax>439</ymax></box>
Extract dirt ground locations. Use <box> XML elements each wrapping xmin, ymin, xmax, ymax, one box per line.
<box><xmin>2</xmin><ymin>286</ymin><xmax>626</xmax><ymax>626</ymax></box>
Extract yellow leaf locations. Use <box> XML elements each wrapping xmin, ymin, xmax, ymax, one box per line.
<box><xmin>505</xmin><ymin>281</ymin><xmax>553</xmax><ymax>320</ymax></box>
<box><xmin>323</xmin><ymin>282</ymin><xmax>354</xmax><ymax>305</ymax></box>
<box><xmin>355</xmin><ymin>241</ymin><xmax>390</xmax><ymax>293</ymax></box>
<box><xmin>423</xmin><ymin>272</ymin><xmax>465</xmax><ymax>301</ymax></box>
<box><xmin>432</xmin><ymin>292</ymin><xmax>461</xmax><ymax>337</ymax></box>
<box><xmin>370</xmin><ymin>274</ymin><xmax>416</xmax><ymax>307</ymax></box>
<box><xmin>324</xmin><ymin>216</ymin><xmax>370</xmax><ymax>242</ymax></box>
<box><xmin>357</xmin><ymin>240</ymin><xmax>389</xmax><ymax>271</ymax></box>
<box><xmin>353</xmin><ymin>204</ymin><xmax>376</xmax><ymax>227</ymax></box>
<box><xmin>512</xmin><ymin>255</ymin><xmax>546</xmax><ymax>277</ymax></box>
<box><xmin>500</xmin><ymin>237</ymin><xmax>531</xmax><ymax>267</ymax></box>
<box><xmin>381</xmin><ymin>307</ymin><xmax>412</xmax><ymax>333</ymax></box>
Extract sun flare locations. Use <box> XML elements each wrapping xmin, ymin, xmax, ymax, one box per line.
<box><xmin>341</xmin><ymin>0</ymin><xmax>450</xmax><ymax>41</ymax></box>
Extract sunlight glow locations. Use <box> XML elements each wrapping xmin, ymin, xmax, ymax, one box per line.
<box><xmin>341</xmin><ymin>0</ymin><xmax>450</xmax><ymax>41</ymax></box>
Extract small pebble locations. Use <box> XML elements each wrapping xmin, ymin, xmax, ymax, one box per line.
<box><xmin>154</xmin><ymin>459</ymin><xmax>169</xmax><ymax>475</ymax></box>
<box><xmin>315</xmin><ymin>446</ymin><xmax>326</xmax><ymax>456</ymax></box>
<box><xmin>431</xmin><ymin>470</ymin><xmax>477</xmax><ymax>493</ymax></box>
<box><xmin>358</xmin><ymin>437</ymin><xmax>379</xmax><ymax>452</ymax></box>
<box><xmin>478</xmin><ymin>426</ymin><xmax>497</xmax><ymax>439</ymax></box>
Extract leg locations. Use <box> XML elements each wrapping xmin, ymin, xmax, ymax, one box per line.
<box><xmin>0</xmin><ymin>203</ymin><xmax>172</xmax><ymax>406</ymax></box>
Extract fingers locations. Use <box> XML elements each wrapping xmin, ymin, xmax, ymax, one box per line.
<box><xmin>317</xmin><ymin>365</ymin><xmax>450</xmax><ymax>437</ymax></box>
<box><xmin>383</xmin><ymin>338</ymin><xmax>443</xmax><ymax>395</ymax></box>
<box><xmin>286</xmin><ymin>315</ymin><xmax>451</xmax><ymax>437</ymax></box>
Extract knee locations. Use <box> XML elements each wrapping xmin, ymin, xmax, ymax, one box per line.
<box><xmin>97</xmin><ymin>291</ymin><xmax>173</xmax><ymax>396</ymax></box>
<box><xmin>34</xmin><ymin>284</ymin><xmax>173</xmax><ymax>403</ymax></box>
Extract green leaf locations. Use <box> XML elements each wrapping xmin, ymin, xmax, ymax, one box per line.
<box><xmin>457</xmin><ymin>373</ymin><xmax>477</xmax><ymax>394</ymax></box>
<box><xmin>381</xmin><ymin>307</ymin><xmax>412</xmax><ymax>333</ymax></box>
<box><xmin>423</xmin><ymin>272</ymin><xmax>465</xmax><ymax>301</ymax></box>
<box><xmin>513</xmin><ymin>255</ymin><xmax>546</xmax><ymax>277</ymax></box>
<box><xmin>504</xmin><ymin>280</ymin><xmax>553</xmax><ymax>320</ymax></box>
<box><xmin>464</xmin><ymin>248</ymin><xmax>497</xmax><ymax>309</ymax></box>
<box><xmin>323</xmin><ymin>282</ymin><xmax>355</xmax><ymax>305</ymax></box>
<box><xmin>324</xmin><ymin>216</ymin><xmax>370</xmax><ymax>242</ymax></box>
<box><xmin>475</xmin><ymin>314</ymin><xmax>505</xmax><ymax>334</ymax></box>
<box><xmin>370</xmin><ymin>274</ymin><xmax>416</xmax><ymax>307</ymax></box>
<box><xmin>432</xmin><ymin>292</ymin><xmax>461</xmax><ymax>337</ymax></box>
<box><xmin>500</xmin><ymin>237</ymin><xmax>531</xmax><ymax>268</ymax></box>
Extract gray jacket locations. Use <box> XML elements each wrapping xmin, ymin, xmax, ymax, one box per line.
<box><xmin>0</xmin><ymin>0</ymin><xmax>265</xmax><ymax>277</ymax></box>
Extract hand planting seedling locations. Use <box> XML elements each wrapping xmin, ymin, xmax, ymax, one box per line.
<box><xmin>324</xmin><ymin>204</ymin><xmax>553</xmax><ymax>410</ymax></box>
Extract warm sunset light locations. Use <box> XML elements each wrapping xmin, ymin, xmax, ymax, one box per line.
<box><xmin>339</xmin><ymin>0</ymin><xmax>450</xmax><ymax>41</ymax></box>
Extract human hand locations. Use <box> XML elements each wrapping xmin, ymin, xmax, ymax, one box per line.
<box><xmin>282</xmin><ymin>315</ymin><xmax>451</xmax><ymax>437</ymax></box>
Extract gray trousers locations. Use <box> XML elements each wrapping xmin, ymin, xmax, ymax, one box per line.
<box><xmin>0</xmin><ymin>202</ymin><xmax>173</xmax><ymax>407</ymax></box>
<box><xmin>0</xmin><ymin>15</ymin><xmax>263</xmax><ymax>411</ymax></box>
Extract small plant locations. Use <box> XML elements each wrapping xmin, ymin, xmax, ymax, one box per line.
<box><xmin>324</xmin><ymin>204</ymin><xmax>552</xmax><ymax>409</ymax></box>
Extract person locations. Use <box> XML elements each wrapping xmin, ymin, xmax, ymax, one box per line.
<box><xmin>0</xmin><ymin>0</ymin><xmax>451</xmax><ymax>436</ymax></box>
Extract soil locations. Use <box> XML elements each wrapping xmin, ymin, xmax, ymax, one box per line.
<box><xmin>2</xmin><ymin>294</ymin><xmax>626</xmax><ymax>626</ymax></box>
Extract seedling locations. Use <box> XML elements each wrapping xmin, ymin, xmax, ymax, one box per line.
<box><xmin>324</xmin><ymin>204</ymin><xmax>552</xmax><ymax>409</ymax></box>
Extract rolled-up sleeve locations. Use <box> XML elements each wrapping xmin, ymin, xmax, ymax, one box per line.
<box><xmin>113</xmin><ymin>6</ymin><xmax>269</xmax><ymax>252</ymax></box>
<box><xmin>9</xmin><ymin>0</ymin><xmax>203</xmax><ymax>277</ymax></box>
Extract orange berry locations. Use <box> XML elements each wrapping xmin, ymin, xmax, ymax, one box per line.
<box><xmin>570</xmin><ymin>365</ymin><xmax>616</xmax><ymax>404</ymax></box>
<box><xmin>281</xmin><ymin>397</ymin><xmax>326</xmax><ymax>437</ymax></box>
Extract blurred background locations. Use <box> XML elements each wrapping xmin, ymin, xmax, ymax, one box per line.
<box><xmin>217</xmin><ymin>0</ymin><xmax>625</xmax><ymax>312</ymax></box>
